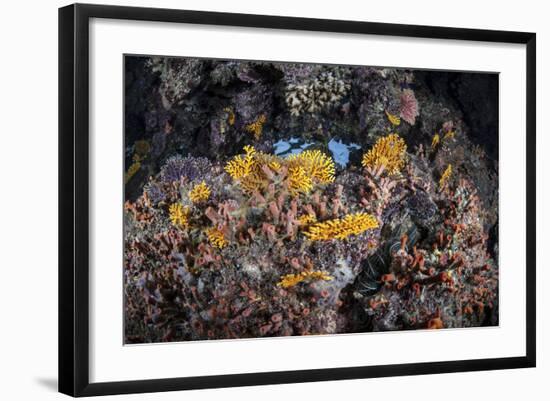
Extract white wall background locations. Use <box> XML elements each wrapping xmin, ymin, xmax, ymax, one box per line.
<box><xmin>0</xmin><ymin>0</ymin><xmax>546</xmax><ymax>399</ymax></box>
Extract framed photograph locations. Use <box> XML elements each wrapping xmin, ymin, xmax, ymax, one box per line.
<box><xmin>59</xmin><ymin>3</ymin><xmax>536</xmax><ymax>397</ymax></box>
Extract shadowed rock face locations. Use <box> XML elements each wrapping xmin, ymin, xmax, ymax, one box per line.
<box><xmin>123</xmin><ymin>56</ymin><xmax>499</xmax><ymax>343</ymax></box>
<box><xmin>414</xmin><ymin>70</ymin><xmax>499</xmax><ymax>161</ymax></box>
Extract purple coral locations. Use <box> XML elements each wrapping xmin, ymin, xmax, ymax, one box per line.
<box><xmin>400</xmin><ymin>89</ymin><xmax>419</xmax><ymax>125</ymax></box>
<box><xmin>144</xmin><ymin>182</ymin><xmax>166</xmax><ymax>204</ymax></box>
<box><xmin>159</xmin><ymin>155</ymin><xmax>211</xmax><ymax>184</ymax></box>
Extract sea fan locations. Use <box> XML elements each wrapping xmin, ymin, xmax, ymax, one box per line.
<box><xmin>144</xmin><ymin>182</ymin><xmax>166</xmax><ymax>204</ymax></box>
<box><xmin>160</xmin><ymin>155</ymin><xmax>211</xmax><ymax>185</ymax></box>
<box><xmin>399</xmin><ymin>89</ymin><xmax>419</xmax><ymax>125</ymax></box>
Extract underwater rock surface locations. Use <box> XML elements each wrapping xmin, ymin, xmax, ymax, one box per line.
<box><xmin>124</xmin><ymin>56</ymin><xmax>498</xmax><ymax>343</ymax></box>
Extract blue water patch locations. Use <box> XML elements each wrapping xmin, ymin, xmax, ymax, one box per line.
<box><xmin>328</xmin><ymin>138</ymin><xmax>361</xmax><ymax>167</ymax></box>
<box><xmin>273</xmin><ymin>137</ymin><xmax>314</xmax><ymax>157</ymax></box>
<box><xmin>273</xmin><ymin>137</ymin><xmax>361</xmax><ymax>168</ymax></box>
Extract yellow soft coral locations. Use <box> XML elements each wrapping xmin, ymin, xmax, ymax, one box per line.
<box><xmin>205</xmin><ymin>227</ymin><xmax>228</xmax><ymax>249</ymax></box>
<box><xmin>224</xmin><ymin>145</ymin><xmax>256</xmax><ymax>180</ymax></box>
<box><xmin>439</xmin><ymin>164</ymin><xmax>453</xmax><ymax>189</ymax></box>
<box><xmin>288</xmin><ymin>166</ymin><xmax>313</xmax><ymax>196</ymax></box>
<box><xmin>169</xmin><ymin>203</ymin><xmax>189</xmax><ymax>228</ymax></box>
<box><xmin>361</xmin><ymin>133</ymin><xmax>407</xmax><ymax>174</ymax></box>
<box><xmin>431</xmin><ymin>133</ymin><xmax>440</xmax><ymax>149</ymax></box>
<box><xmin>225</xmin><ymin>146</ymin><xmax>277</xmax><ymax>193</ymax></box>
<box><xmin>245</xmin><ymin>114</ymin><xmax>267</xmax><ymax>140</ymax></box>
<box><xmin>189</xmin><ymin>181</ymin><xmax>211</xmax><ymax>203</ymax></box>
<box><xmin>277</xmin><ymin>270</ymin><xmax>333</xmax><ymax>288</ymax></box>
<box><xmin>254</xmin><ymin>151</ymin><xmax>282</xmax><ymax>172</ymax></box>
<box><xmin>297</xmin><ymin>214</ymin><xmax>317</xmax><ymax>226</ymax></box>
<box><xmin>303</xmin><ymin>212</ymin><xmax>378</xmax><ymax>241</ymax></box>
<box><xmin>287</xmin><ymin>149</ymin><xmax>335</xmax><ymax>184</ymax></box>
<box><xmin>385</xmin><ymin>110</ymin><xmax>401</xmax><ymax>126</ymax></box>
<box><xmin>225</xmin><ymin>146</ymin><xmax>334</xmax><ymax>195</ymax></box>
<box><xmin>443</xmin><ymin>131</ymin><xmax>455</xmax><ymax>140</ymax></box>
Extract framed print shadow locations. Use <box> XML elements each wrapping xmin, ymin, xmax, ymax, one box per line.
<box><xmin>59</xmin><ymin>3</ymin><xmax>536</xmax><ymax>397</ymax></box>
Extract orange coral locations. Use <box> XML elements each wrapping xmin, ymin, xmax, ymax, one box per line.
<box><xmin>427</xmin><ymin>317</ymin><xmax>444</xmax><ymax>329</ymax></box>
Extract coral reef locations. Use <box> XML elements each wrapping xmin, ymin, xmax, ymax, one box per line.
<box><xmin>123</xmin><ymin>56</ymin><xmax>499</xmax><ymax>343</ymax></box>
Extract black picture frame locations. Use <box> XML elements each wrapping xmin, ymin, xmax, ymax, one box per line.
<box><xmin>59</xmin><ymin>3</ymin><xmax>536</xmax><ymax>397</ymax></box>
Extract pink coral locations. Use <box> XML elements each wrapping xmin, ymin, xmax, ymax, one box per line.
<box><xmin>399</xmin><ymin>89</ymin><xmax>419</xmax><ymax>125</ymax></box>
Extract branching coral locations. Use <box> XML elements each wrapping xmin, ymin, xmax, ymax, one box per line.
<box><xmin>303</xmin><ymin>213</ymin><xmax>379</xmax><ymax>241</ymax></box>
<box><xmin>277</xmin><ymin>270</ymin><xmax>333</xmax><ymax>288</ymax></box>
<box><xmin>245</xmin><ymin>114</ymin><xmax>267</xmax><ymax>140</ymax></box>
<box><xmin>287</xmin><ymin>166</ymin><xmax>313</xmax><ymax>196</ymax></box>
<box><xmin>225</xmin><ymin>146</ymin><xmax>334</xmax><ymax>196</ymax></box>
<box><xmin>224</xmin><ymin>146</ymin><xmax>275</xmax><ymax>193</ymax></box>
<box><xmin>287</xmin><ymin>149</ymin><xmax>335</xmax><ymax>185</ymax></box>
<box><xmin>168</xmin><ymin>203</ymin><xmax>189</xmax><ymax>228</ymax></box>
<box><xmin>361</xmin><ymin>133</ymin><xmax>407</xmax><ymax>175</ymax></box>
<box><xmin>205</xmin><ymin>227</ymin><xmax>228</xmax><ymax>249</ymax></box>
<box><xmin>189</xmin><ymin>181</ymin><xmax>211</xmax><ymax>203</ymax></box>
<box><xmin>224</xmin><ymin>145</ymin><xmax>257</xmax><ymax>180</ymax></box>
<box><xmin>297</xmin><ymin>214</ymin><xmax>317</xmax><ymax>226</ymax></box>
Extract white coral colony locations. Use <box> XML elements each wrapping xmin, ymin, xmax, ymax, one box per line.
<box><xmin>285</xmin><ymin>72</ymin><xmax>350</xmax><ymax>116</ymax></box>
